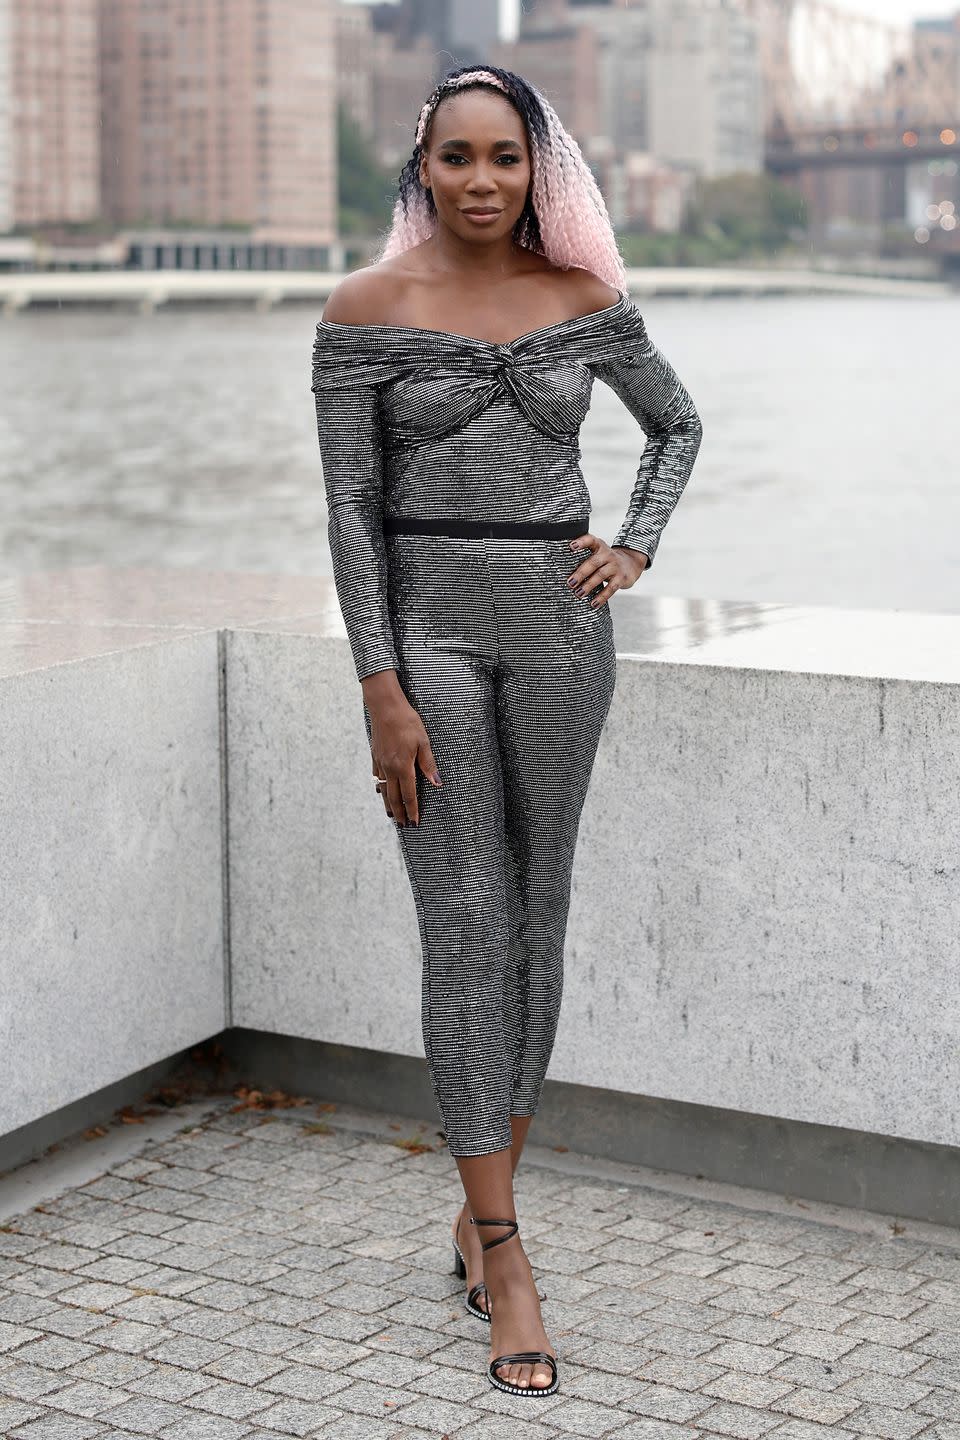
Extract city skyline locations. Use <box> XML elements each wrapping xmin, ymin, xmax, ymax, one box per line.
<box><xmin>334</xmin><ymin>0</ymin><xmax>960</xmax><ymax>43</ymax></box>
<box><xmin>497</xmin><ymin>0</ymin><xmax>957</xmax><ymax>43</ymax></box>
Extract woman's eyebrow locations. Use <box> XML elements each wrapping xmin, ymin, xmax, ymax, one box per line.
<box><xmin>436</xmin><ymin>138</ymin><xmax>524</xmax><ymax>152</ymax></box>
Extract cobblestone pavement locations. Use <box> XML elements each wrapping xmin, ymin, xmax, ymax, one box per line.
<box><xmin>1</xmin><ymin>1094</ymin><xmax>959</xmax><ymax>1440</ymax></box>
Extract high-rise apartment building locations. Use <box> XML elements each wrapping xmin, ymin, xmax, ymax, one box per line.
<box><xmin>368</xmin><ymin>0</ymin><xmax>499</xmax><ymax>74</ymax></box>
<box><xmin>337</xmin><ymin>3</ymin><xmax>376</xmax><ymax>139</ymax></box>
<box><xmin>0</xmin><ymin>0</ymin><xmax>11</xmax><ymax>233</ymax></box>
<box><xmin>648</xmin><ymin>0</ymin><xmax>762</xmax><ymax>177</ymax></box>
<box><xmin>448</xmin><ymin>0</ymin><xmax>499</xmax><ymax>67</ymax></box>
<box><xmin>492</xmin><ymin>22</ymin><xmax>600</xmax><ymax>140</ymax></box>
<box><xmin>371</xmin><ymin>33</ymin><xmax>439</xmax><ymax>171</ymax></box>
<box><xmin>99</xmin><ymin>0</ymin><xmax>336</xmax><ymax>245</ymax></box>
<box><xmin>0</xmin><ymin>0</ymin><xmax>101</xmax><ymax>233</ymax></box>
<box><xmin>517</xmin><ymin>0</ymin><xmax>762</xmax><ymax>179</ymax></box>
<box><xmin>336</xmin><ymin>3</ymin><xmax>441</xmax><ymax>173</ymax></box>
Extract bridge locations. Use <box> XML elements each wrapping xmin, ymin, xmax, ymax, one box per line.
<box><xmin>740</xmin><ymin>0</ymin><xmax>958</xmax><ymax>136</ymax></box>
<box><xmin>739</xmin><ymin>0</ymin><xmax>959</xmax><ymax>266</ymax></box>
<box><xmin>766</xmin><ymin>124</ymin><xmax>959</xmax><ymax>174</ymax></box>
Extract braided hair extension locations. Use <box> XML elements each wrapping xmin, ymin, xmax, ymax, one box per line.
<box><xmin>372</xmin><ymin>63</ymin><xmax>627</xmax><ymax>290</ymax></box>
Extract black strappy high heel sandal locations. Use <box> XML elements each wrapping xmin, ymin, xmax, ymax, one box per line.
<box><xmin>470</xmin><ymin>1216</ymin><xmax>560</xmax><ymax>1397</ymax></box>
<box><xmin>452</xmin><ymin>1211</ymin><xmax>491</xmax><ymax>1323</ymax></box>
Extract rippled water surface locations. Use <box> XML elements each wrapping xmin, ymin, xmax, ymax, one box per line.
<box><xmin>2</xmin><ymin>292</ymin><xmax>957</xmax><ymax>614</ymax></box>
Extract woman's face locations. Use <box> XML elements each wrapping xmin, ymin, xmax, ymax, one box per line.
<box><xmin>418</xmin><ymin>88</ymin><xmax>532</xmax><ymax>242</ymax></box>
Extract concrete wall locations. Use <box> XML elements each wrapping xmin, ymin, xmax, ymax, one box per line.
<box><xmin>0</xmin><ymin>566</ymin><xmax>325</xmax><ymax>1138</ymax></box>
<box><xmin>3</xmin><ymin>567</ymin><xmax>959</xmax><ymax>1164</ymax></box>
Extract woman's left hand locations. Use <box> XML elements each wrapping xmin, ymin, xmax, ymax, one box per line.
<box><xmin>566</xmin><ymin>534</ymin><xmax>649</xmax><ymax>607</ymax></box>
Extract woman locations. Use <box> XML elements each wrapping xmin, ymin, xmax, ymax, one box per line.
<box><xmin>311</xmin><ymin>63</ymin><xmax>703</xmax><ymax>1399</ymax></box>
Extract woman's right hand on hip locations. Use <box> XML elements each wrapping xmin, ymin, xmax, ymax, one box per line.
<box><xmin>361</xmin><ymin>670</ymin><xmax>442</xmax><ymax>827</ymax></box>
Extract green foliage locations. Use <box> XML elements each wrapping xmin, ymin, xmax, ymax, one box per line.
<box><xmin>338</xmin><ymin>104</ymin><xmax>396</xmax><ymax>236</ymax></box>
<box><xmin>687</xmin><ymin>172</ymin><xmax>807</xmax><ymax>252</ymax></box>
<box><xmin>620</xmin><ymin>172</ymin><xmax>807</xmax><ymax>266</ymax></box>
<box><xmin>619</xmin><ymin>230</ymin><xmax>742</xmax><ymax>266</ymax></box>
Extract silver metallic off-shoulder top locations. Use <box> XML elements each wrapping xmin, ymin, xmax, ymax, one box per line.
<box><xmin>311</xmin><ymin>289</ymin><xmax>703</xmax><ymax>680</ymax></box>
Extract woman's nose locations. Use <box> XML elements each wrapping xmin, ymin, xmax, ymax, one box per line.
<box><xmin>466</xmin><ymin>170</ymin><xmax>497</xmax><ymax>191</ymax></box>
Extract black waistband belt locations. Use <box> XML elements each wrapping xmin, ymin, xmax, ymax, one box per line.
<box><xmin>382</xmin><ymin>515</ymin><xmax>589</xmax><ymax>540</ymax></box>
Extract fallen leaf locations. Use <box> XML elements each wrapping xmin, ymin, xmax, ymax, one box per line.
<box><xmin>230</xmin><ymin>1084</ymin><xmax>313</xmax><ymax>1113</ymax></box>
<box><xmin>392</xmin><ymin>1137</ymin><xmax>434</xmax><ymax>1155</ymax></box>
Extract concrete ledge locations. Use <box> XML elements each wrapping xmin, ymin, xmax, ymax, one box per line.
<box><xmin>4</xmin><ymin>567</ymin><xmax>960</xmax><ymax>1226</ymax></box>
<box><xmin>0</xmin><ymin>267</ymin><xmax>947</xmax><ymax>310</ymax></box>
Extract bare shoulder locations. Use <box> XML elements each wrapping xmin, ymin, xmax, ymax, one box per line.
<box><xmin>558</xmin><ymin>267</ymin><xmax>623</xmax><ymax>317</ymax></box>
<box><xmin>321</xmin><ymin>265</ymin><xmax>404</xmax><ymax>325</ymax></box>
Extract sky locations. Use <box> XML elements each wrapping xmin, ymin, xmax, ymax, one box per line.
<box><xmin>846</xmin><ymin>0</ymin><xmax>955</xmax><ymax>18</ymax></box>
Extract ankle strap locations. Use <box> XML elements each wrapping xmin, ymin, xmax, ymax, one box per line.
<box><xmin>469</xmin><ymin>1216</ymin><xmax>519</xmax><ymax>1252</ymax></box>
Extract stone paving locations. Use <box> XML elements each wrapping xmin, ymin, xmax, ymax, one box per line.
<box><xmin>1</xmin><ymin>1093</ymin><xmax>960</xmax><ymax>1439</ymax></box>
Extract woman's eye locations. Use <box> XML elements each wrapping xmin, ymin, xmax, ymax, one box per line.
<box><xmin>441</xmin><ymin>154</ymin><xmax>521</xmax><ymax>165</ymax></box>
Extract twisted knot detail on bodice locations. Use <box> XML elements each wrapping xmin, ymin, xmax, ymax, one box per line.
<box><xmin>311</xmin><ymin>292</ymin><xmax>654</xmax><ymax>445</ymax></box>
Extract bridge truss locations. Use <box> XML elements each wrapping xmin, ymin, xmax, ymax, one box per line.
<box><xmin>737</xmin><ymin>0</ymin><xmax>959</xmax><ymax>135</ymax></box>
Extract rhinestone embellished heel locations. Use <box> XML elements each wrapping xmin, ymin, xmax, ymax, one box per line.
<box><xmin>470</xmin><ymin>1215</ymin><xmax>559</xmax><ymax>1397</ymax></box>
<box><xmin>452</xmin><ymin>1210</ymin><xmax>491</xmax><ymax>1323</ymax></box>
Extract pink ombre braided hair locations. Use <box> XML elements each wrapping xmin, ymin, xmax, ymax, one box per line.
<box><xmin>373</xmin><ymin>64</ymin><xmax>627</xmax><ymax>291</ymax></box>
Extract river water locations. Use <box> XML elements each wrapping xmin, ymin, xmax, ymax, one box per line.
<box><xmin>2</xmin><ymin>291</ymin><xmax>957</xmax><ymax>615</ymax></box>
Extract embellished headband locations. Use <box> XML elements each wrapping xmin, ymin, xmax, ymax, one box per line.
<box><xmin>414</xmin><ymin>69</ymin><xmax>510</xmax><ymax>149</ymax></box>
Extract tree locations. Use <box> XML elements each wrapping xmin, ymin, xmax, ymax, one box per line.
<box><xmin>337</xmin><ymin>105</ymin><xmax>396</xmax><ymax>237</ymax></box>
<box><xmin>688</xmin><ymin>172</ymin><xmax>806</xmax><ymax>254</ymax></box>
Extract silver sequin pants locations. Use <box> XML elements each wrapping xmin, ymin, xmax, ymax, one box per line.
<box><xmin>365</xmin><ymin>534</ymin><xmax>618</xmax><ymax>1158</ymax></box>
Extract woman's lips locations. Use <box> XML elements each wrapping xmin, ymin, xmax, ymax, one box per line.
<box><xmin>461</xmin><ymin>208</ymin><xmax>503</xmax><ymax>225</ymax></box>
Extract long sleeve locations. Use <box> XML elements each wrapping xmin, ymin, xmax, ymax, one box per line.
<box><xmin>311</xmin><ymin>369</ymin><xmax>398</xmax><ymax>681</ymax></box>
<box><xmin>591</xmin><ymin>316</ymin><xmax>703</xmax><ymax>570</ymax></box>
